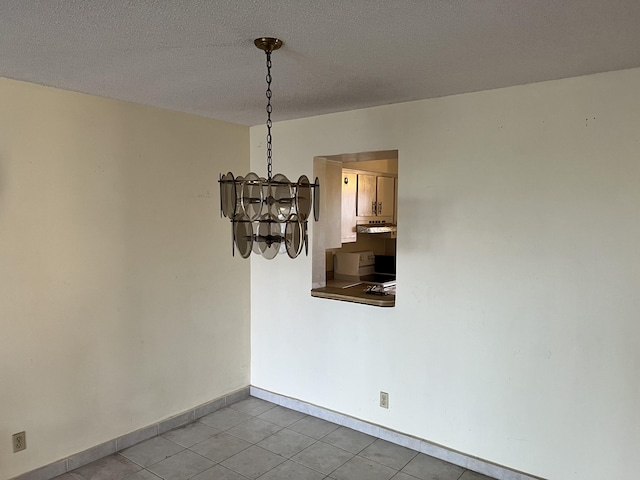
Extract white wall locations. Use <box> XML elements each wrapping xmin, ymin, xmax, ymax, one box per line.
<box><xmin>250</xmin><ymin>68</ymin><xmax>640</xmax><ymax>480</ymax></box>
<box><xmin>0</xmin><ymin>78</ymin><xmax>250</xmax><ymax>479</ymax></box>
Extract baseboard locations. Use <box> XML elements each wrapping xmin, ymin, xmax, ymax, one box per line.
<box><xmin>250</xmin><ymin>386</ymin><xmax>544</xmax><ymax>480</ymax></box>
<box><xmin>11</xmin><ymin>386</ymin><xmax>250</xmax><ymax>480</ymax></box>
<box><xmin>13</xmin><ymin>385</ymin><xmax>544</xmax><ymax>480</ymax></box>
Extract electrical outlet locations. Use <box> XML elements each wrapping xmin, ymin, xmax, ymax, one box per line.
<box><xmin>13</xmin><ymin>431</ymin><xmax>26</xmax><ymax>453</ymax></box>
<box><xmin>380</xmin><ymin>391</ymin><xmax>389</xmax><ymax>409</ymax></box>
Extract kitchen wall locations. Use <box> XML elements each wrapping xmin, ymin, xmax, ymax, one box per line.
<box><xmin>0</xmin><ymin>78</ymin><xmax>250</xmax><ymax>479</ymax></box>
<box><xmin>344</xmin><ymin>159</ymin><xmax>398</xmax><ymax>174</ymax></box>
<box><xmin>250</xmin><ymin>67</ymin><xmax>640</xmax><ymax>480</ymax></box>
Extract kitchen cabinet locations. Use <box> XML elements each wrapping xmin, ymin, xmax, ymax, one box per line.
<box><xmin>356</xmin><ymin>174</ymin><xmax>376</xmax><ymax>217</ymax></box>
<box><xmin>356</xmin><ymin>173</ymin><xmax>395</xmax><ymax>224</ymax></box>
<box><xmin>339</xmin><ymin>168</ymin><xmax>396</xmax><ymax>244</ymax></box>
<box><xmin>341</xmin><ymin>172</ymin><xmax>357</xmax><ymax>243</ymax></box>
<box><xmin>376</xmin><ymin>176</ymin><xmax>395</xmax><ymax>220</ymax></box>
<box><xmin>324</xmin><ymin>160</ymin><xmax>343</xmax><ymax>249</ymax></box>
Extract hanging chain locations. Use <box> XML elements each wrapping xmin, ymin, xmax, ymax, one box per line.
<box><xmin>265</xmin><ymin>50</ymin><xmax>273</xmax><ymax>181</ymax></box>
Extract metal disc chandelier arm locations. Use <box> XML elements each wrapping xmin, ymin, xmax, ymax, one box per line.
<box><xmin>219</xmin><ymin>37</ymin><xmax>320</xmax><ymax>259</ymax></box>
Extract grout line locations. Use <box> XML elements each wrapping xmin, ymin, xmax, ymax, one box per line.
<box><xmin>394</xmin><ymin>449</ymin><xmax>420</xmax><ymax>473</ymax></box>
<box><xmin>116</xmin><ymin>451</ymin><xmax>148</xmax><ymax>469</ymax></box>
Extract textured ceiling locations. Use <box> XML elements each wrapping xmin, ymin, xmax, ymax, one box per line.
<box><xmin>2</xmin><ymin>1</ymin><xmax>640</xmax><ymax>126</ymax></box>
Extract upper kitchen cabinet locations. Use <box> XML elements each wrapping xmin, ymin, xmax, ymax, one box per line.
<box><xmin>356</xmin><ymin>174</ymin><xmax>376</xmax><ymax>218</ymax></box>
<box><xmin>355</xmin><ymin>173</ymin><xmax>395</xmax><ymax>225</ymax></box>
<box><xmin>375</xmin><ymin>176</ymin><xmax>395</xmax><ymax>221</ymax></box>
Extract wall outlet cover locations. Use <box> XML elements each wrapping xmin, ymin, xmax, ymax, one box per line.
<box><xmin>13</xmin><ymin>431</ymin><xmax>26</xmax><ymax>453</ymax></box>
<box><xmin>380</xmin><ymin>391</ymin><xmax>389</xmax><ymax>409</ymax></box>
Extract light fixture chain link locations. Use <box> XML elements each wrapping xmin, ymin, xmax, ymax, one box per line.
<box><xmin>265</xmin><ymin>51</ymin><xmax>273</xmax><ymax>180</ymax></box>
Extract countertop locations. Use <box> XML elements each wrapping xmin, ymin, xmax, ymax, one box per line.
<box><xmin>311</xmin><ymin>281</ymin><xmax>395</xmax><ymax>307</ymax></box>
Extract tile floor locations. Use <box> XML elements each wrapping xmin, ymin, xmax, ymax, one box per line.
<box><xmin>53</xmin><ymin>397</ymin><xmax>496</xmax><ymax>480</ymax></box>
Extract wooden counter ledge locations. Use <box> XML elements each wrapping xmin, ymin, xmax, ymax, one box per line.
<box><xmin>311</xmin><ymin>283</ymin><xmax>395</xmax><ymax>307</ymax></box>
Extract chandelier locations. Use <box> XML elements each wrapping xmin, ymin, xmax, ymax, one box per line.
<box><xmin>219</xmin><ymin>37</ymin><xmax>319</xmax><ymax>259</ymax></box>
